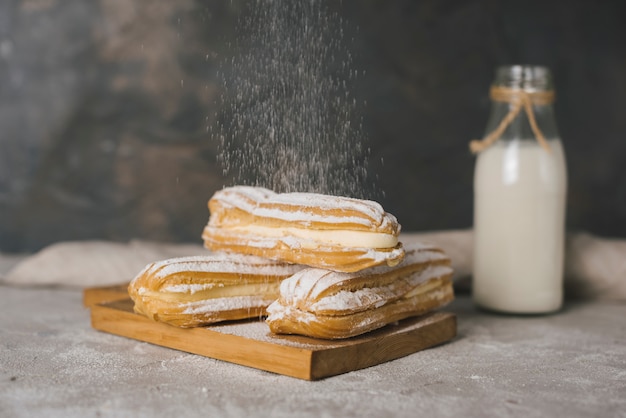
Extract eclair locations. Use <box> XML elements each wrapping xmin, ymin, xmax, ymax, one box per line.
<box><xmin>265</xmin><ymin>243</ymin><xmax>454</xmax><ymax>339</ymax></box>
<box><xmin>202</xmin><ymin>186</ymin><xmax>404</xmax><ymax>272</ymax></box>
<box><xmin>128</xmin><ymin>253</ymin><xmax>304</xmax><ymax>327</ymax></box>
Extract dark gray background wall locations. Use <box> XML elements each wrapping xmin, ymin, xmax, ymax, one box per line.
<box><xmin>1</xmin><ymin>0</ymin><xmax>625</xmax><ymax>252</ymax></box>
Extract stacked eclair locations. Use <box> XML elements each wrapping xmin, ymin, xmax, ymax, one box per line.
<box><xmin>128</xmin><ymin>186</ymin><xmax>454</xmax><ymax>339</ymax></box>
<box><xmin>128</xmin><ymin>253</ymin><xmax>304</xmax><ymax>327</ymax></box>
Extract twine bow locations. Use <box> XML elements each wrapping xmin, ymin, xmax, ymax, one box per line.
<box><xmin>469</xmin><ymin>86</ymin><xmax>555</xmax><ymax>153</ymax></box>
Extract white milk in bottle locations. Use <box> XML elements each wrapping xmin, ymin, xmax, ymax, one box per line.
<box><xmin>471</xmin><ymin>66</ymin><xmax>567</xmax><ymax>314</ymax></box>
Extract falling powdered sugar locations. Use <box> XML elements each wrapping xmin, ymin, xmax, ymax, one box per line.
<box><xmin>214</xmin><ymin>1</ymin><xmax>377</xmax><ymax>199</ymax></box>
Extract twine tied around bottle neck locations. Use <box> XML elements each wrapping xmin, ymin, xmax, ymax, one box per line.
<box><xmin>469</xmin><ymin>86</ymin><xmax>556</xmax><ymax>154</ymax></box>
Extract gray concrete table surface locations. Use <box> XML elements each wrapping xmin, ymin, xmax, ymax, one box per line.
<box><xmin>0</xmin><ymin>284</ymin><xmax>624</xmax><ymax>418</ymax></box>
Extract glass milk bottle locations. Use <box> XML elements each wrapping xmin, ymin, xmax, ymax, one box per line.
<box><xmin>471</xmin><ymin>65</ymin><xmax>567</xmax><ymax>314</ymax></box>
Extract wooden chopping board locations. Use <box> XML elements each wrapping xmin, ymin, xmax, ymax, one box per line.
<box><xmin>85</xmin><ymin>285</ymin><xmax>457</xmax><ymax>380</ymax></box>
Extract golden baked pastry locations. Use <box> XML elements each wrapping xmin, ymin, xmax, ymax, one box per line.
<box><xmin>202</xmin><ymin>186</ymin><xmax>404</xmax><ymax>272</ymax></box>
<box><xmin>265</xmin><ymin>243</ymin><xmax>454</xmax><ymax>339</ymax></box>
<box><xmin>128</xmin><ymin>253</ymin><xmax>304</xmax><ymax>327</ymax></box>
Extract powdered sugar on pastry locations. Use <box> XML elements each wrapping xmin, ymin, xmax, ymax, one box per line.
<box><xmin>182</xmin><ymin>296</ymin><xmax>276</xmax><ymax>314</ymax></box>
<box><xmin>162</xmin><ymin>283</ymin><xmax>219</xmax><ymax>294</ymax></box>
<box><xmin>128</xmin><ymin>252</ymin><xmax>304</xmax><ymax>328</ymax></box>
<box><xmin>141</xmin><ymin>253</ymin><xmax>300</xmax><ymax>280</ymax></box>
<box><xmin>203</xmin><ymin>186</ymin><xmax>404</xmax><ymax>272</ymax></box>
<box><xmin>307</xmin><ymin>265</ymin><xmax>453</xmax><ymax>314</ymax></box>
<box><xmin>210</xmin><ymin>186</ymin><xmax>398</xmax><ymax>231</ymax></box>
<box><xmin>278</xmin><ymin>245</ymin><xmax>449</xmax><ymax>309</ymax></box>
<box><xmin>265</xmin><ymin>242</ymin><xmax>455</xmax><ymax>339</ymax></box>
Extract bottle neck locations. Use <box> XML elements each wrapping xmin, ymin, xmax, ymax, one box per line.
<box><xmin>485</xmin><ymin>99</ymin><xmax>560</xmax><ymax>142</ymax></box>
<box><xmin>470</xmin><ymin>66</ymin><xmax>561</xmax><ymax>153</ymax></box>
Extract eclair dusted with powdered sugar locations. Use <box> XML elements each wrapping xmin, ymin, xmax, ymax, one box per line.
<box><xmin>202</xmin><ymin>186</ymin><xmax>404</xmax><ymax>273</ymax></box>
<box><xmin>128</xmin><ymin>253</ymin><xmax>304</xmax><ymax>328</ymax></box>
<box><xmin>265</xmin><ymin>243</ymin><xmax>454</xmax><ymax>339</ymax></box>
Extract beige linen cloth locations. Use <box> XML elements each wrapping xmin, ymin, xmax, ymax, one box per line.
<box><xmin>1</xmin><ymin>230</ymin><xmax>625</xmax><ymax>300</ymax></box>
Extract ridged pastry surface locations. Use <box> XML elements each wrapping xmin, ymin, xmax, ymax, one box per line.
<box><xmin>208</xmin><ymin>186</ymin><xmax>400</xmax><ymax>233</ymax></box>
<box><xmin>128</xmin><ymin>253</ymin><xmax>304</xmax><ymax>327</ymax></box>
<box><xmin>203</xmin><ymin>186</ymin><xmax>404</xmax><ymax>272</ymax></box>
<box><xmin>266</xmin><ymin>243</ymin><xmax>454</xmax><ymax>339</ymax></box>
